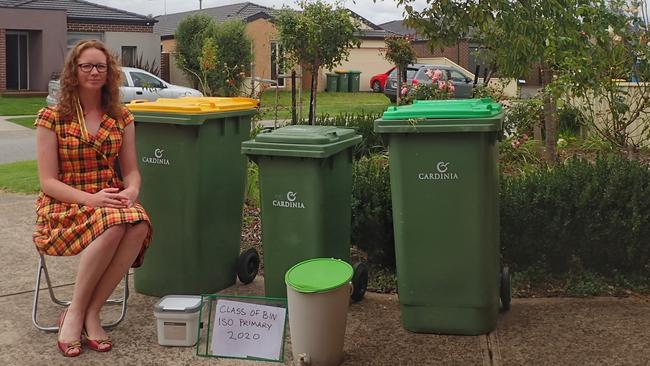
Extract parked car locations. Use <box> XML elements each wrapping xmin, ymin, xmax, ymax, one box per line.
<box><xmin>383</xmin><ymin>64</ymin><xmax>476</xmax><ymax>102</ymax></box>
<box><xmin>46</xmin><ymin>66</ymin><xmax>203</xmax><ymax>106</ymax></box>
<box><xmin>369</xmin><ymin>66</ymin><xmax>396</xmax><ymax>93</ymax></box>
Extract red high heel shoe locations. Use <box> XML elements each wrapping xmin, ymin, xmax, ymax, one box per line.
<box><xmin>83</xmin><ymin>327</ymin><xmax>112</xmax><ymax>352</ymax></box>
<box><xmin>57</xmin><ymin>309</ymin><xmax>82</xmax><ymax>357</ymax></box>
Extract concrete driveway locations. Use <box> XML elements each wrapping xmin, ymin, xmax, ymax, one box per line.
<box><xmin>0</xmin><ymin>115</ymin><xmax>36</xmax><ymax>164</ymax></box>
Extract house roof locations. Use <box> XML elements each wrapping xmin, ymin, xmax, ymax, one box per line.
<box><xmin>356</xmin><ymin>29</ymin><xmax>400</xmax><ymax>39</ymax></box>
<box><xmin>0</xmin><ymin>0</ymin><xmax>155</xmax><ymax>24</ymax></box>
<box><xmin>154</xmin><ymin>2</ymin><xmax>277</xmax><ymax>37</ymax></box>
<box><xmin>379</xmin><ymin>20</ymin><xmax>425</xmax><ymax>41</ymax></box>
<box><xmin>347</xmin><ymin>9</ymin><xmax>382</xmax><ymax>31</ymax></box>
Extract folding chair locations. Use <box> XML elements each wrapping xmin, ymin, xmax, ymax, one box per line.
<box><xmin>32</xmin><ymin>253</ymin><xmax>129</xmax><ymax>332</ymax></box>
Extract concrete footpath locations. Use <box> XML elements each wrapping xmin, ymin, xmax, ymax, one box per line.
<box><xmin>1</xmin><ymin>191</ymin><xmax>649</xmax><ymax>365</ymax></box>
<box><xmin>0</xmin><ymin>116</ymin><xmax>36</xmax><ymax>164</ymax></box>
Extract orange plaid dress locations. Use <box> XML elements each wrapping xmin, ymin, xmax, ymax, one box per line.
<box><xmin>33</xmin><ymin>106</ymin><xmax>152</xmax><ymax>266</ymax></box>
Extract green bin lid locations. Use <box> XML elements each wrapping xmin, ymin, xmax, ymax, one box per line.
<box><xmin>242</xmin><ymin>125</ymin><xmax>361</xmax><ymax>158</ymax></box>
<box><xmin>375</xmin><ymin>98</ymin><xmax>503</xmax><ymax>133</ymax></box>
<box><xmin>285</xmin><ymin>258</ymin><xmax>353</xmax><ymax>293</ymax></box>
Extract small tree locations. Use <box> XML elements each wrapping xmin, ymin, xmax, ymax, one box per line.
<box><xmin>175</xmin><ymin>14</ymin><xmax>214</xmax><ymax>89</ymax></box>
<box><xmin>175</xmin><ymin>17</ymin><xmax>252</xmax><ymax>96</ymax></box>
<box><xmin>277</xmin><ymin>0</ymin><xmax>361</xmax><ymax>124</ymax></box>
<box><xmin>559</xmin><ymin>0</ymin><xmax>650</xmax><ymax>154</ymax></box>
<box><xmin>383</xmin><ymin>35</ymin><xmax>417</xmax><ymax>105</ymax></box>
<box><xmin>397</xmin><ymin>0</ymin><xmax>590</xmax><ymax>163</ymax></box>
<box><xmin>209</xmin><ymin>20</ymin><xmax>252</xmax><ymax>96</ymax></box>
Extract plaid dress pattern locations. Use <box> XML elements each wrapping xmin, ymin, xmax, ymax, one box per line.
<box><xmin>33</xmin><ymin>106</ymin><xmax>152</xmax><ymax>265</ymax></box>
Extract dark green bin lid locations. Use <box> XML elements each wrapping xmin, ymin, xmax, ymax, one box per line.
<box><xmin>242</xmin><ymin>125</ymin><xmax>361</xmax><ymax>158</ymax></box>
<box><xmin>375</xmin><ymin>98</ymin><xmax>504</xmax><ymax>133</ymax></box>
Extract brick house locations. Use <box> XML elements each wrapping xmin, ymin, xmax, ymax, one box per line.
<box><xmin>155</xmin><ymin>2</ymin><xmax>281</xmax><ymax>89</ymax></box>
<box><xmin>0</xmin><ymin>0</ymin><xmax>159</xmax><ymax>94</ymax></box>
<box><xmin>156</xmin><ymin>2</ymin><xmax>398</xmax><ymax>92</ymax></box>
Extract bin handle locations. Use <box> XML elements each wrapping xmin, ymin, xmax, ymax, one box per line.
<box><xmin>198</xmin><ymin>102</ymin><xmax>217</xmax><ymax>108</ymax></box>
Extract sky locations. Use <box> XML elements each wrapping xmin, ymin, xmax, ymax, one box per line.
<box><xmin>89</xmin><ymin>0</ymin><xmax>429</xmax><ymax>26</ymax></box>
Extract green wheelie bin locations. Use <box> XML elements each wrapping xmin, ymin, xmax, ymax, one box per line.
<box><xmin>326</xmin><ymin>73</ymin><xmax>339</xmax><ymax>92</ymax></box>
<box><xmin>335</xmin><ymin>70</ymin><xmax>349</xmax><ymax>92</ymax></box>
<box><xmin>374</xmin><ymin>98</ymin><xmax>511</xmax><ymax>335</ymax></box>
<box><xmin>348</xmin><ymin>71</ymin><xmax>361</xmax><ymax>92</ymax></box>
<box><xmin>241</xmin><ymin>125</ymin><xmax>368</xmax><ymax>300</ymax></box>
<box><xmin>127</xmin><ymin>97</ymin><xmax>261</xmax><ymax>297</ymax></box>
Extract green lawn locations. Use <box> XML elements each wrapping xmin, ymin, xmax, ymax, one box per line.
<box><xmin>0</xmin><ymin>96</ymin><xmax>46</xmax><ymax>116</ymax></box>
<box><xmin>0</xmin><ymin>160</ymin><xmax>39</xmax><ymax>194</ymax></box>
<box><xmin>258</xmin><ymin>91</ymin><xmax>391</xmax><ymax>120</ymax></box>
<box><xmin>6</xmin><ymin>116</ymin><xmax>36</xmax><ymax>129</ymax></box>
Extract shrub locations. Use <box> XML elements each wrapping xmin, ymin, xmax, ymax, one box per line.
<box><xmin>351</xmin><ymin>153</ymin><xmax>395</xmax><ymax>266</ymax></box>
<box><xmin>501</xmin><ymin>154</ymin><xmax>650</xmax><ymax>276</ymax></box>
<box><xmin>308</xmin><ymin>112</ymin><xmax>387</xmax><ymax>159</ymax></box>
<box><xmin>557</xmin><ymin>104</ymin><xmax>583</xmax><ymax>137</ymax></box>
<box><xmin>502</xmin><ymin>98</ymin><xmax>543</xmax><ymax>138</ymax></box>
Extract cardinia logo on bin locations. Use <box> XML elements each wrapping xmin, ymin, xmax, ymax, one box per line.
<box><xmin>141</xmin><ymin>148</ymin><xmax>170</xmax><ymax>166</ymax></box>
<box><xmin>272</xmin><ymin>191</ymin><xmax>305</xmax><ymax>209</ymax></box>
<box><xmin>418</xmin><ymin>162</ymin><xmax>459</xmax><ymax>181</ymax></box>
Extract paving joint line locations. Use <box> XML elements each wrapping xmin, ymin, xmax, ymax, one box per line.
<box><xmin>0</xmin><ymin>282</ymin><xmax>75</xmax><ymax>298</ymax></box>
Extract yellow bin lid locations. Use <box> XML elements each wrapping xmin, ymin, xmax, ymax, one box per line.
<box><xmin>127</xmin><ymin>97</ymin><xmax>259</xmax><ymax>114</ymax></box>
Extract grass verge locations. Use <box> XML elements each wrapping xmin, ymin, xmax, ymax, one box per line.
<box><xmin>6</xmin><ymin>116</ymin><xmax>36</xmax><ymax>129</ymax></box>
<box><xmin>258</xmin><ymin>90</ymin><xmax>391</xmax><ymax>120</ymax></box>
<box><xmin>0</xmin><ymin>160</ymin><xmax>39</xmax><ymax>194</ymax></box>
<box><xmin>0</xmin><ymin>96</ymin><xmax>46</xmax><ymax>116</ymax></box>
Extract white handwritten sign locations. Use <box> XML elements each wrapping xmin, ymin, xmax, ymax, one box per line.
<box><xmin>210</xmin><ymin>299</ymin><xmax>286</xmax><ymax>361</ymax></box>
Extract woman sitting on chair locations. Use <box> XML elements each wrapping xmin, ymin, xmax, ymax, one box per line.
<box><xmin>33</xmin><ymin>39</ymin><xmax>152</xmax><ymax>357</ymax></box>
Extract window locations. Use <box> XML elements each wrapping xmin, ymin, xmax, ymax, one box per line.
<box><xmin>449</xmin><ymin>70</ymin><xmax>468</xmax><ymax>82</ymax></box>
<box><xmin>120</xmin><ymin>72</ymin><xmax>128</xmax><ymax>87</ymax></box>
<box><xmin>130</xmin><ymin>72</ymin><xmax>164</xmax><ymax>88</ymax></box>
<box><xmin>270</xmin><ymin>41</ymin><xmax>285</xmax><ymax>87</ymax></box>
<box><xmin>6</xmin><ymin>31</ymin><xmax>29</xmax><ymax>90</ymax></box>
<box><xmin>67</xmin><ymin>32</ymin><xmax>103</xmax><ymax>52</ymax></box>
<box><xmin>416</xmin><ymin>69</ymin><xmax>429</xmax><ymax>81</ymax></box>
<box><xmin>405</xmin><ymin>68</ymin><xmax>418</xmax><ymax>81</ymax></box>
<box><xmin>122</xmin><ymin>46</ymin><xmax>137</xmax><ymax>67</ymax></box>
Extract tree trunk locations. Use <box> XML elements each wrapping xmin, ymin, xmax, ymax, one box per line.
<box><xmin>291</xmin><ymin>71</ymin><xmax>297</xmax><ymax>125</ymax></box>
<box><xmin>541</xmin><ymin>64</ymin><xmax>558</xmax><ymax>164</ymax></box>
<box><xmin>533</xmin><ymin>125</ymin><xmax>543</xmax><ymax>141</ymax></box>
<box><xmin>309</xmin><ymin>65</ymin><xmax>318</xmax><ymax>125</ymax></box>
<box><xmin>396</xmin><ymin>65</ymin><xmax>401</xmax><ymax>105</ymax></box>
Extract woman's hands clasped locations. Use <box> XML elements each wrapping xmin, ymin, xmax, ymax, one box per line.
<box><xmin>85</xmin><ymin>187</ymin><xmax>135</xmax><ymax>208</ymax></box>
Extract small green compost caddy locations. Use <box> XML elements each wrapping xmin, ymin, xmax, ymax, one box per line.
<box><xmin>241</xmin><ymin>125</ymin><xmax>368</xmax><ymax>300</ymax></box>
<box><xmin>374</xmin><ymin>98</ymin><xmax>511</xmax><ymax>335</ymax></box>
<box><xmin>128</xmin><ymin>97</ymin><xmax>261</xmax><ymax>297</ymax></box>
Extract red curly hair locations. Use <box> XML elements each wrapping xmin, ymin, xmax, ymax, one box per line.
<box><xmin>57</xmin><ymin>40</ymin><xmax>123</xmax><ymax>119</ymax></box>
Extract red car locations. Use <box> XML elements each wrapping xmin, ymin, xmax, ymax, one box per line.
<box><xmin>370</xmin><ymin>66</ymin><xmax>396</xmax><ymax>92</ymax></box>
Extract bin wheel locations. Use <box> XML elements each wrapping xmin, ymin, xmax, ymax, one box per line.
<box><xmin>237</xmin><ymin>248</ymin><xmax>260</xmax><ymax>285</ymax></box>
<box><xmin>351</xmin><ymin>262</ymin><xmax>368</xmax><ymax>302</ymax></box>
<box><xmin>500</xmin><ymin>266</ymin><xmax>511</xmax><ymax>312</ymax></box>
